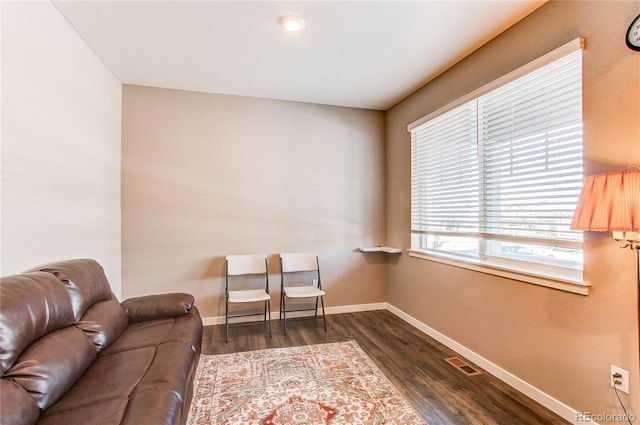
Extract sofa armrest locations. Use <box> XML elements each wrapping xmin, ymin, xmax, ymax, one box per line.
<box><xmin>121</xmin><ymin>293</ymin><xmax>195</xmax><ymax>323</ymax></box>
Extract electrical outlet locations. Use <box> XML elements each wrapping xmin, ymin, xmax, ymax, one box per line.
<box><xmin>611</xmin><ymin>365</ymin><xmax>629</xmax><ymax>394</ymax></box>
<box><xmin>312</xmin><ymin>278</ymin><xmax>318</xmax><ymax>286</ymax></box>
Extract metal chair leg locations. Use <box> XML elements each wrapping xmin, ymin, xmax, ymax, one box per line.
<box><xmin>320</xmin><ymin>296</ymin><xmax>327</xmax><ymax>332</ymax></box>
<box><xmin>225</xmin><ymin>298</ymin><xmax>229</xmax><ymax>343</ymax></box>
<box><xmin>283</xmin><ymin>297</ymin><xmax>287</xmax><ymax>336</ymax></box>
<box><xmin>267</xmin><ymin>299</ymin><xmax>272</xmax><ymax>337</ymax></box>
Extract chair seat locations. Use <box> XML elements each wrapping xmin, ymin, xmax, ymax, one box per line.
<box><xmin>283</xmin><ymin>286</ymin><xmax>325</xmax><ymax>299</ymax></box>
<box><xmin>228</xmin><ymin>289</ymin><xmax>270</xmax><ymax>303</ymax></box>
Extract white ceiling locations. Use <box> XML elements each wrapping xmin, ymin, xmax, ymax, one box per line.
<box><xmin>53</xmin><ymin>1</ymin><xmax>545</xmax><ymax>110</ymax></box>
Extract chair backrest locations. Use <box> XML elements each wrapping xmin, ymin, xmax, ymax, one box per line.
<box><xmin>280</xmin><ymin>253</ymin><xmax>318</xmax><ymax>273</ymax></box>
<box><xmin>226</xmin><ymin>254</ymin><xmax>268</xmax><ymax>276</ymax></box>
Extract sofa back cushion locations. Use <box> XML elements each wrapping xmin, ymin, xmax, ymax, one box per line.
<box><xmin>77</xmin><ymin>299</ymin><xmax>129</xmax><ymax>352</ymax></box>
<box><xmin>4</xmin><ymin>326</ymin><xmax>96</xmax><ymax>410</ymax></box>
<box><xmin>1</xmin><ymin>271</ymin><xmax>97</xmax><ymax>418</ymax></box>
<box><xmin>0</xmin><ymin>272</ymin><xmax>75</xmax><ymax>374</ymax></box>
<box><xmin>34</xmin><ymin>258</ymin><xmax>115</xmax><ymax>321</ymax></box>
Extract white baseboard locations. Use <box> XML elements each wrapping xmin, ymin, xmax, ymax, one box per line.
<box><xmin>385</xmin><ymin>304</ymin><xmax>594</xmax><ymax>425</ymax></box>
<box><xmin>201</xmin><ymin>301</ymin><xmax>591</xmax><ymax>425</ymax></box>
<box><xmin>201</xmin><ymin>302</ymin><xmax>387</xmax><ymax>327</ymax></box>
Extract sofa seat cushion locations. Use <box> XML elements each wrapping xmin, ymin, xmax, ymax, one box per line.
<box><xmin>39</xmin><ymin>392</ymin><xmax>184</xmax><ymax>425</ymax></box>
<box><xmin>37</xmin><ymin>397</ymin><xmax>129</xmax><ymax>425</ymax></box>
<box><xmin>159</xmin><ymin>308</ymin><xmax>203</xmax><ymax>353</ymax></box>
<box><xmin>41</xmin><ymin>347</ymin><xmax>156</xmax><ymax>417</ymax></box>
<box><xmin>39</xmin><ymin>341</ymin><xmax>198</xmax><ymax>425</ymax></box>
<box><xmin>123</xmin><ymin>341</ymin><xmax>198</xmax><ymax>425</ymax></box>
<box><xmin>103</xmin><ymin>319</ymin><xmax>176</xmax><ymax>353</ymax></box>
<box><xmin>104</xmin><ymin>311</ymin><xmax>202</xmax><ymax>355</ymax></box>
<box><xmin>134</xmin><ymin>342</ymin><xmax>197</xmax><ymax>403</ymax></box>
<box><xmin>122</xmin><ymin>388</ymin><xmax>184</xmax><ymax>425</ymax></box>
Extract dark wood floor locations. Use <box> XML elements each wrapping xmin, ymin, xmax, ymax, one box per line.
<box><xmin>201</xmin><ymin>310</ymin><xmax>570</xmax><ymax>425</ymax></box>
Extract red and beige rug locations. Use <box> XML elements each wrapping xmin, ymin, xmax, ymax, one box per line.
<box><xmin>187</xmin><ymin>340</ymin><xmax>428</xmax><ymax>425</ymax></box>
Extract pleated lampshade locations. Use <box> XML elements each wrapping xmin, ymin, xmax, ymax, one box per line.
<box><xmin>571</xmin><ymin>167</ymin><xmax>640</xmax><ymax>232</ymax></box>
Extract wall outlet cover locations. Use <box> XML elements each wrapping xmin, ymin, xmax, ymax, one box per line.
<box><xmin>611</xmin><ymin>365</ymin><xmax>629</xmax><ymax>394</ymax></box>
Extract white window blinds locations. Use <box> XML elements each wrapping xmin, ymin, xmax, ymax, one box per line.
<box><xmin>409</xmin><ymin>40</ymin><xmax>584</xmax><ymax>273</ymax></box>
<box><xmin>411</xmin><ymin>102</ymin><xmax>479</xmax><ymax>236</ymax></box>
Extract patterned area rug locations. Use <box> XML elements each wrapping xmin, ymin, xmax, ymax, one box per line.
<box><xmin>187</xmin><ymin>340</ymin><xmax>428</xmax><ymax>425</ymax></box>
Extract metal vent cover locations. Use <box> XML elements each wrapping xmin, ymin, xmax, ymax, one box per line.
<box><xmin>445</xmin><ymin>357</ymin><xmax>482</xmax><ymax>376</ymax></box>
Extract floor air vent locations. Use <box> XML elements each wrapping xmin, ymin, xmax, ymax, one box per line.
<box><xmin>445</xmin><ymin>357</ymin><xmax>482</xmax><ymax>376</ymax></box>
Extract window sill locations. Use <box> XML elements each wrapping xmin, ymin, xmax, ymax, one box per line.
<box><xmin>407</xmin><ymin>249</ymin><xmax>590</xmax><ymax>295</ymax></box>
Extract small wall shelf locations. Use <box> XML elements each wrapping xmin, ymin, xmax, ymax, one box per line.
<box><xmin>358</xmin><ymin>246</ymin><xmax>402</xmax><ymax>254</ymax></box>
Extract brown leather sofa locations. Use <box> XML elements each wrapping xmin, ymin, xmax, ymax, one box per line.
<box><xmin>0</xmin><ymin>259</ymin><xmax>203</xmax><ymax>425</ymax></box>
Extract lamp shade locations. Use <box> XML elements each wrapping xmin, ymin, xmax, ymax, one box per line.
<box><xmin>571</xmin><ymin>167</ymin><xmax>640</xmax><ymax>232</ymax></box>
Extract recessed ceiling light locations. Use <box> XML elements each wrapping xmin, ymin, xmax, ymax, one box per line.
<box><xmin>279</xmin><ymin>15</ymin><xmax>305</xmax><ymax>32</ymax></box>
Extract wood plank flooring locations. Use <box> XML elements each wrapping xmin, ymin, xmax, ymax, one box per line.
<box><xmin>201</xmin><ymin>310</ymin><xmax>571</xmax><ymax>425</ymax></box>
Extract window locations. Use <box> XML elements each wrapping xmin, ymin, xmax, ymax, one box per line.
<box><xmin>408</xmin><ymin>38</ymin><xmax>587</xmax><ymax>294</ymax></box>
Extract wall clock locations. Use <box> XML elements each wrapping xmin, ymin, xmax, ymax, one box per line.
<box><xmin>627</xmin><ymin>13</ymin><xmax>640</xmax><ymax>51</ymax></box>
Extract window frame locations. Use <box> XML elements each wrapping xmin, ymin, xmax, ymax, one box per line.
<box><xmin>406</xmin><ymin>38</ymin><xmax>589</xmax><ymax>295</ymax></box>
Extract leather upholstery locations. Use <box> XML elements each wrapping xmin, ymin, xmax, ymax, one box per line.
<box><xmin>0</xmin><ymin>273</ymin><xmax>76</xmax><ymax>374</ymax></box>
<box><xmin>76</xmin><ymin>299</ymin><xmax>129</xmax><ymax>352</ymax></box>
<box><xmin>1</xmin><ymin>259</ymin><xmax>203</xmax><ymax>425</ymax></box>
<box><xmin>122</xmin><ymin>292</ymin><xmax>194</xmax><ymax>323</ymax></box>
<box><xmin>5</xmin><ymin>326</ymin><xmax>97</xmax><ymax>410</ymax></box>
<box><xmin>31</xmin><ymin>258</ymin><xmax>116</xmax><ymax>321</ymax></box>
<box><xmin>0</xmin><ymin>379</ymin><xmax>40</xmax><ymax>425</ymax></box>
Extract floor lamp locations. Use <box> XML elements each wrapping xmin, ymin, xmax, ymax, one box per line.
<box><xmin>571</xmin><ymin>165</ymin><xmax>640</xmax><ymax>382</ymax></box>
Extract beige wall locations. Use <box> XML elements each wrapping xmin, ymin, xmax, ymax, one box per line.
<box><xmin>121</xmin><ymin>85</ymin><xmax>387</xmax><ymax>318</ymax></box>
<box><xmin>0</xmin><ymin>2</ymin><xmax>122</xmax><ymax>296</ymax></box>
<box><xmin>386</xmin><ymin>0</ymin><xmax>640</xmax><ymax>417</ymax></box>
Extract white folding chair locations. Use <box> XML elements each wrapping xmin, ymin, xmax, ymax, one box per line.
<box><xmin>279</xmin><ymin>253</ymin><xmax>326</xmax><ymax>335</ymax></box>
<box><xmin>225</xmin><ymin>254</ymin><xmax>272</xmax><ymax>343</ymax></box>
